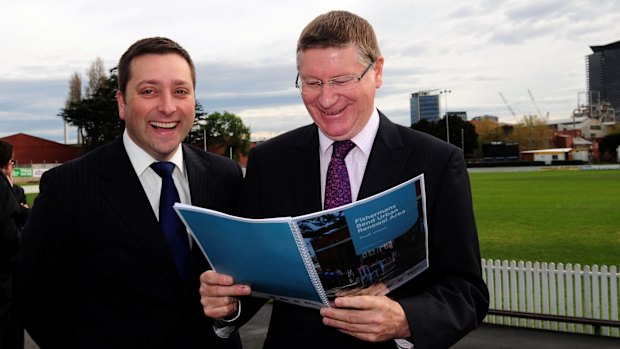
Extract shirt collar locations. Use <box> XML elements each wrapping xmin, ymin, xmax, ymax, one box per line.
<box><xmin>123</xmin><ymin>130</ymin><xmax>185</xmax><ymax>177</ymax></box>
<box><xmin>318</xmin><ymin>108</ymin><xmax>380</xmax><ymax>157</ymax></box>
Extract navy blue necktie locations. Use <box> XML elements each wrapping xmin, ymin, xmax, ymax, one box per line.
<box><xmin>150</xmin><ymin>161</ymin><xmax>190</xmax><ymax>281</ymax></box>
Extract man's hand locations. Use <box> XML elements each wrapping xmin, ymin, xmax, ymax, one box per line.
<box><xmin>320</xmin><ymin>295</ymin><xmax>411</xmax><ymax>342</ymax></box>
<box><xmin>199</xmin><ymin>270</ymin><xmax>251</xmax><ymax>319</ymax></box>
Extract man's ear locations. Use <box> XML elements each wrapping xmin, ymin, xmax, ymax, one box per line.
<box><xmin>373</xmin><ymin>56</ymin><xmax>385</xmax><ymax>89</ymax></box>
<box><xmin>116</xmin><ymin>91</ymin><xmax>126</xmax><ymax>120</ymax></box>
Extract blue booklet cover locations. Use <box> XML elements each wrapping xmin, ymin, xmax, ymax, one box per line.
<box><xmin>174</xmin><ymin>174</ymin><xmax>428</xmax><ymax>309</ymax></box>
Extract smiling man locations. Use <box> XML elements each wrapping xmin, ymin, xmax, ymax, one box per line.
<box><xmin>199</xmin><ymin>11</ymin><xmax>488</xmax><ymax>349</ymax></box>
<box><xmin>19</xmin><ymin>37</ymin><xmax>243</xmax><ymax>349</ymax></box>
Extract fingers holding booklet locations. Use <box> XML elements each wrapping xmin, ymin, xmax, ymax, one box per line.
<box><xmin>199</xmin><ymin>270</ymin><xmax>251</xmax><ymax>319</ymax></box>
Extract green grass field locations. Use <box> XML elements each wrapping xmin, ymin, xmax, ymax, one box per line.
<box><xmin>470</xmin><ymin>169</ymin><xmax>620</xmax><ymax>267</ymax></box>
<box><xmin>25</xmin><ymin>193</ymin><xmax>37</xmax><ymax>207</ymax></box>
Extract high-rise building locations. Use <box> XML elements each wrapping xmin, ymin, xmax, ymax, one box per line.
<box><xmin>587</xmin><ymin>40</ymin><xmax>620</xmax><ymax>121</ymax></box>
<box><xmin>410</xmin><ymin>90</ymin><xmax>440</xmax><ymax>124</ymax></box>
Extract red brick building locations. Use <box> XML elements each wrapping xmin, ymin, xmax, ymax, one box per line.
<box><xmin>0</xmin><ymin>133</ymin><xmax>82</xmax><ymax>166</ymax></box>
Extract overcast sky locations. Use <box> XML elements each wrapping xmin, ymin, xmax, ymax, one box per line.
<box><xmin>2</xmin><ymin>0</ymin><xmax>620</xmax><ymax>143</ymax></box>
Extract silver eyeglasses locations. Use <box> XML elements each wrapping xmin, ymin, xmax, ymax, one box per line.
<box><xmin>295</xmin><ymin>61</ymin><xmax>375</xmax><ymax>95</ymax></box>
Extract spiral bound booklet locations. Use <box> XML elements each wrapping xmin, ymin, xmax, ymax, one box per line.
<box><xmin>174</xmin><ymin>174</ymin><xmax>429</xmax><ymax>309</ymax></box>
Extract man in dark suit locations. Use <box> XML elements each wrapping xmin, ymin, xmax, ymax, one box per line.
<box><xmin>19</xmin><ymin>37</ymin><xmax>243</xmax><ymax>349</ymax></box>
<box><xmin>200</xmin><ymin>11</ymin><xmax>488</xmax><ymax>349</ymax></box>
<box><xmin>1</xmin><ymin>155</ymin><xmax>29</xmax><ymax>232</ymax></box>
<box><xmin>1</xmin><ymin>140</ymin><xmax>24</xmax><ymax>349</ymax></box>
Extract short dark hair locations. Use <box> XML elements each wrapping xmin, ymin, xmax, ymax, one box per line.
<box><xmin>296</xmin><ymin>11</ymin><xmax>381</xmax><ymax>69</ymax></box>
<box><xmin>117</xmin><ymin>37</ymin><xmax>196</xmax><ymax>98</ymax></box>
<box><xmin>0</xmin><ymin>140</ymin><xmax>13</xmax><ymax>166</ymax></box>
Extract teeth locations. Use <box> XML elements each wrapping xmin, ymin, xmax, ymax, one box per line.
<box><xmin>151</xmin><ymin>121</ymin><xmax>177</xmax><ymax>129</ymax></box>
<box><xmin>325</xmin><ymin>108</ymin><xmax>345</xmax><ymax>115</ymax></box>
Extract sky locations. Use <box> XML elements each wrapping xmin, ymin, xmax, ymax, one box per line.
<box><xmin>2</xmin><ymin>0</ymin><xmax>620</xmax><ymax>143</ymax></box>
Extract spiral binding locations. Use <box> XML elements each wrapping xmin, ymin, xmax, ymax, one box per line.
<box><xmin>290</xmin><ymin>222</ymin><xmax>331</xmax><ymax>308</ymax></box>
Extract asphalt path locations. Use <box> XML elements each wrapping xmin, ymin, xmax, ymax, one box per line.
<box><xmin>238</xmin><ymin>303</ymin><xmax>620</xmax><ymax>349</ymax></box>
<box><xmin>23</xmin><ymin>303</ymin><xmax>620</xmax><ymax>348</ymax></box>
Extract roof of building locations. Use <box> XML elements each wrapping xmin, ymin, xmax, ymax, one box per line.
<box><xmin>546</xmin><ymin>116</ymin><xmax>589</xmax><ymax>125</ymax></box>
<box><xmin>573</xmin><ymin>137</ymin><xmax>593</xmax><ymax>145</ymax></box>
<box><xmin>590</xmin><ymin>40</ymin><xmax>620</xmax><ymax>53</ymax></box>
<box><xmin>0</xmin><ymin>133</ymin><xmax>82</xmax><ymax>164</ymax></box>
<box><xmin>521</xmin><ymin>148</ymin><xmax>572</xmax><ymax>154</ymax></box>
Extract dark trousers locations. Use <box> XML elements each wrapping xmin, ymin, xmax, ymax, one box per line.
<box><xmin>1</xmin><ymin>269</ymin><xmax>24</xmax><ymax>349</ymax></box>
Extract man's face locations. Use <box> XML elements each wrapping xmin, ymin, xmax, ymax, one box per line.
<box><xmin>117</xmin><ymin>53</ymin><xmax>195</xmax><ymax>161</ymax></box>
<box><xmin>2</xmin><ymin>153</ymin><xmax>14</xmax><ymax>175</ymax></box>
<box><xmin>297</xmin><ymin>45</ymin><xmax>383</xmax><ymax>141</ymax></box>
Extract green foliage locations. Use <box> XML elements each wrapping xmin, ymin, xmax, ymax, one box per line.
<box><xmin>598</xmin><ymin>132</ymin><xmax>620</xmax><ymax>162</ymax></box>
<box><xmin>59</xmin><ymin>68</ymin><xmax>123</xmax><ymax>151</ymax></box>
<box><xmin>470</xmin><ymin>169</ymin><xmax>620</xmax><ymax>266</ymax></box>
<box><xmin>411</xmin><ymin>116</ymin><xmax>478</xmax><ymax>155</ymax></box>
<box><xmin>189</xmin><ymin>111</ymin><xmax>251</xmax><ymax>161</ymax></box>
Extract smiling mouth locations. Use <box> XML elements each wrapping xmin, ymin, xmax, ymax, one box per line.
<box><xmin>151</xmin><ymin>121</ymin><xmax>178</xmax><ymax>129</ymax></box>
<box><xmin>324</xmin><ymin>107</ymin><xmax>346</xmax><ymax>116</ymax></box>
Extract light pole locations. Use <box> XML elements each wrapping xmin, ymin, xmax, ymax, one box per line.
<box><xmin>196</xmin><ymin>119</ymin><xmax>207</xmax><ymax>152</ymax></box>
<box><xmin>440</xmin><ymin>89</ymin><xmax>451</xmax><ymax>144</ymax></box>
<box><xmin>228</xmin><ymin>132</ymin><xmax>234</xmax><ymax>159</ymax></box>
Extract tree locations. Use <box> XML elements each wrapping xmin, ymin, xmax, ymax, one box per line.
<box><xmin>59</xmin><ymin>67</ymin><xmax>123</xmax><ymax>151</ymax></box>
<box><xmin>85</xmin><ymin>57</ymin><xmax>107</xmax><ymax>98</ymax></box>
<box><xmin>189</xmin><ymin>111</ymin><xmax>251</xmax><ymax>161</ymax></box>
<box><xmin>411</xmin><ymin>116</ymin><xmax>478</xmax><ymax>156</ymax></box>
<box><xmin>475</xmin><ymin>118</ymin><xmax>505</xmax><ymax>145</ymax></box>
<box><xmin>508</xmin><ymin>115</ymin><xmax>552</xmax><ymax>151</ymax></box>
<box><xmin>410</xmin><ymin>119</ymin><xmax>435</xmax><ymax>135</ymax></box>
<box><xmin>438</xmin><ymin>115</ymin><xmax>478</xmax><ymax>155</ymax></box>
<box><xmin>599</xmin><ymin>128</ymin><xmax>620</xmax><ymax>162</ymax></box>
<box><xmin>65</xmin><ymin>72</ymin><xmax>82</xmax><ymax>108</ymax></box>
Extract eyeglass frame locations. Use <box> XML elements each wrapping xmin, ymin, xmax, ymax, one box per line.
<box><xmin>295</xmin><ymin>61</ymin><xmax>375</xmax><ymax>94</ymax></box>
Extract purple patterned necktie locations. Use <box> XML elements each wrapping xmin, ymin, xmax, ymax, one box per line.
<box><xmin>324</xmin><ymin>140</ymin><xmax>356</xmax><ymax>209</ymax></box>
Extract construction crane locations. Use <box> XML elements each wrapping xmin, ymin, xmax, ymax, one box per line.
<box><xmin>499</xmin><ymin>92</ymin><xmax>517</xmax><ymax>118</ymax></box>
<box><xmin>527</xmin><ymin>89</ymin><xmax>548</xmax><ymax>119</ymax></box>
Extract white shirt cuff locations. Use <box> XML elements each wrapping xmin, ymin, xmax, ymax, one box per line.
<box><xmin>212</xmin><ymin>301</ymin><xmax>242</xmax><ymax>338</ymax></box>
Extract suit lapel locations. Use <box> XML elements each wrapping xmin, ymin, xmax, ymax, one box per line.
<box><xmin>286</xmin><ymin>125</ymin><xmax>323</xmax><ymax>214</ymax></box>
<box><xmin>183</xmin><ymin>144</ymin><xmax>210</xmax><ymax>208</ymax></box>
<box><xmin>97</xmin><ymin>137</ymin><xmax>181</xmax><ymax>285</ymax></box>
<box><xmin>359</xmin><ymin>111</ymin><xmax>409</xmax><ymax>200</ymax></box>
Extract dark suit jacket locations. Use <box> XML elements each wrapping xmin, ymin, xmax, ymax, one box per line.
<box><xmin>12</xmin><ymin>184</ymin><xmax>27</xmax><ymax>207</ymax></box>
<box><xmin>18</xmin><ymin>137</ymin><xmax>243</xmax><ymax>349</ymax></box>
<box><xmin>1</xmin><ymin>173</ymin><xmax>24</xmax><ymax>349</ymax></box>
<box><xmin>0</xmin><ymin>172</ymin><xmax>20</xmax><ymax>273</ymax></box>
<box><xmin>11</xmin><ymin>184</ymin><xmax>28</xmax><ymax>231</ymax></box>
<box><xmin>239</xmin><ymin>112</ymin><xmax>489</xmax><ymax>349</ymax></box>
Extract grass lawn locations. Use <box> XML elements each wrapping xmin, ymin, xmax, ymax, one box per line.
<box><xmin>470</xmin><ymin>169</ymin><xmax>620</xmax><ymax>267</ymax></box>
<box><xmin>25</xmin><ymin>192</ymin><xmax>38</xmax><ymax>207</ymax></box>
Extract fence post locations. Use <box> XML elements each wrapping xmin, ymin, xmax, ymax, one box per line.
<box><xmin>557</xmin><ymin>263</ymin><xmax>566</xmax><ymax>332</ymax></box>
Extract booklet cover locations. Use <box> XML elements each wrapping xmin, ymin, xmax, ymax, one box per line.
<box><xmin>174</xmin><ymin>174</ymin><xmax>429</xmax><ymax>309</ymax></box>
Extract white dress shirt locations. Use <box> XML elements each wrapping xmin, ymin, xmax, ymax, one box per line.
<box><xmin>122</xmin><ymin>131</ymin><xmax>192</xmax><ymax>244</ymax></box>
<box><xmin>318</xmin><ymin>108</ymin><xmax>379</xmax><ymax>207</ymax></box>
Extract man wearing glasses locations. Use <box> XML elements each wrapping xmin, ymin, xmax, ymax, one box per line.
<box><xmin>200</xmin><ymin>11</ymin><xmax>488</xmax><ymax>349</ymax></box>
<box><xmin>2</xmin><ymin>158</ymin><xmax>29</xmax><ymax>221</ymax></box>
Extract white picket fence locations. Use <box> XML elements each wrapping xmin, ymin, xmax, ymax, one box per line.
<box><xmin>481</xmin><ymin>259</ymin><xmax>620</xmax><ymax>337</ymax></box>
